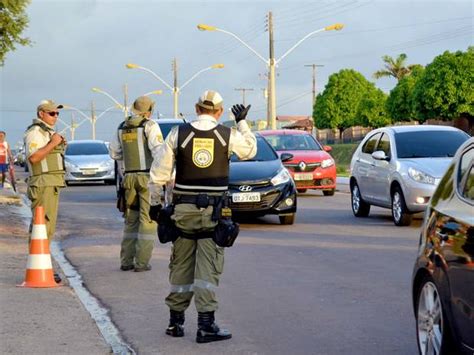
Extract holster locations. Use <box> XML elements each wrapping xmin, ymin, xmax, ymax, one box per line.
<box><xmin>157</xmin><ymin>205</ymin><xmax>180</xmax><ymax>244</ymax></box>
<box><xmin>116</xmin><ymin>186</ymin><xmax>126</xmax><ymax>213</ymax></box>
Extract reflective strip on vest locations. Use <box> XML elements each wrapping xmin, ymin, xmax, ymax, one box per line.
<box><xmin>170</xmin><ymin>283</ymin><xmax>194</xmax><ymax>293</ymax></box>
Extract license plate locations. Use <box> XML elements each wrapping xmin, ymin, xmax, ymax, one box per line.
<box><xmin>232</xmin><ymin>192</ymin><xmax>261</xmax><ymax>203</ymax></box>
<box><xmin>294</xmin><ymin>173</ymin><xmax>313</xmax><ymax>181</ymax></box>
<box><xmin>81</xmin><ymin>169</ymin><xmax>97</xmax><ymax>175</ymax></box>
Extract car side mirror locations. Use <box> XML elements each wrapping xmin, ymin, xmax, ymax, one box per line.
<box><xmin>372</xmin><ymin>150</ymin><xmax>389</xmax><ymax>161</ymax></box>
<box><xmin>323</xmin><ymin>145</ymin><xmax>332</xmax><ymax>152</ymax></box>
<box><xmin>280</xmin><ymin>153</ymin><xmax>294</xmax><ymax>162</ymax></box>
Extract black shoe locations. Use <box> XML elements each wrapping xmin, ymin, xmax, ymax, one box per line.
<box><xmin>134</xmin><ymin>265</ymin><xmax>152</xmax><ymax>272</ymax></box>
<box><xmin>166</xmin><ymin>310</ymin><xmax>185</xmax><ymax>337</ymax></box>
<box><xmin>53</xmin><ymin>273</ymin><xmax>62</xmax><ymax>283</ymax></box>
<box><xmin>120</xmin><ymin>265</ymin><xmax>135</xmax><ymax>271</ymax></box>
<box><xmin>196</xmin><ymin>311</ymin><xmax>232</xmax><ymax>343</ymax></box>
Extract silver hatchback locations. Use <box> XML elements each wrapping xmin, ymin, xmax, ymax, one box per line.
<box><xmin>350</xmin><ymin>125</ymin><xmax>469</xmax><ymax>226</ymax></box>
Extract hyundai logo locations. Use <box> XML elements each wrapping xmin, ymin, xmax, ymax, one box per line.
<box><xmin>239</xmin><ymin>185</ymin><xmax>253</xmax><ymax>192</ymax></box>
<box><xmin>298</xmin><ymin>161</ymin><xmax>307</xmax><ymax>171</ymax></box>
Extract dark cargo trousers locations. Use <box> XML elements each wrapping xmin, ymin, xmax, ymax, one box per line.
<box><xmin>165</xmin><ymin>237</ymin><xmax>225</xmax><ymax>313</ymax></box>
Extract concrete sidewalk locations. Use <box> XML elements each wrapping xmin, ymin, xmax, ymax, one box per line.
<box><xmin>0</xmin><ymin>176</ymin><xmax>109</xmax><ymax>354</ymax></box>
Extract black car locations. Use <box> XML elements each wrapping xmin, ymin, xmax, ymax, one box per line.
<box><xmin>412</xmin><ymin>137</ymin><xmax>474</xmax><ymax>355</ymax></box>
<box><xmin>229</xmin><ymin>134</ymin><xmax>297</xmax><ymax>225</ymax></box>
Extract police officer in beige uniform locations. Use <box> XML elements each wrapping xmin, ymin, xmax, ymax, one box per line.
<box><xmin>24</xmin><ymin>100</ymin><xmax>66</xmax><ymax>283</ymax></box>
<box><xmin>109</xmin><ymin>96</ymin><xmax>164</xmax><ymax>272</ymax></box>
<box><xmin>149</xmin><ymin>90</ymin><xmax>257</xmax><ymax>343</ymax></box>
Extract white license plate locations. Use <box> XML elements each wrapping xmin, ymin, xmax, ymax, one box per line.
<box><xmin>81</xmin><ymin>169</ymin><xmax>97</xmax><ymax>175</ymax></box>
<box><xmin>294</xmin><ymin>173</ymin><xmax>313</xmax><ymax>181</ymax></box>
<box><xmin>232</xmin><ymin>192</ymin><xmax>261</xmax><ymax>203</ymax></box>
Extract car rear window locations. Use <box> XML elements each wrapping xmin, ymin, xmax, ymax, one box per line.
<box><xmin>263</xmin><ymin>134</ymin><xmax>322</xmax><ymax>151</ymax></box>
<box><xmin>231</xmin><ymin>137</ymin><xmax>277</xmax><ymax>162</ymax></box>
<box><xmin>66</xmin><ymin>142</ymin><xmax>109</xmax><ymax>155</ymax></box>
<box><xmin>158</xmin><ymin>122</ymin><xmax>186</xmax><ymax>139</ymax></box>
<box><xmin>395</xmin><ymin>131</ymin><xmax>468</xmax><ymax>159</ymax></box>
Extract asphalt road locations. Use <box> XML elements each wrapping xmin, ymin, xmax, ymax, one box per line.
<box><xmin>57</xmin><ymin>183</ymin><xmax>421</xmax><ymax>355</ymax></box>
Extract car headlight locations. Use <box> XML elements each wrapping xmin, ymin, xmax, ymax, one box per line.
<box><xmin>64</xmin><ymin>160</ymin><xmax>77</xmax><ymax>169</ymax></box>
<box><xmin>271</xmin><ymin>168</ymin><xmax>291</xmax><ymax>186</ymax></box>
<box><xmin>100</xmin><ymin>160</ymin><xmax>115</xmax><ymax>168</ymax></box>
<box><xmin>408</xmin><ymin>167</ymin><xmax>435</xmax><ymax>185</ymax></box>
<box><xmin>321</xmin><ymin>158</ymin><xmax>334</xmax><ymax>169</ymax></box>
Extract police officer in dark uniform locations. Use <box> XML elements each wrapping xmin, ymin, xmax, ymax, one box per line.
<box><xmin>149</xmin><ymin>90</ymin><xmax>257</xmax><ymax>343</ymax></box>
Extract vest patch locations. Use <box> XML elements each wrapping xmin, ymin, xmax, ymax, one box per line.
<box><xmin>192</xmin><ymin>138</ymin><xmax>214</xmax><ymax>168</ymax></box>
<box><xmin>122</xmin><ymin>131</ymin><xmax>137</xmax><ymax>142</ymax></box>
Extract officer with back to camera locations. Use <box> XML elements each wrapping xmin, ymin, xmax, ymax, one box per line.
<box><xmin>148</xmin><ymin>90</ymin><xmax>257</xmax><ymax>343</ymax></box>
<box><xmin>109</xmin><ymin>96</ymin><xmax>164</xmax><ymax>272</ymax></box>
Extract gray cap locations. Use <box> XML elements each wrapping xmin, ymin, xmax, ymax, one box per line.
<box><xmin>131</xmin><ymin>96</ymin><xmax>155</xmax><ymax>115</ymax></box>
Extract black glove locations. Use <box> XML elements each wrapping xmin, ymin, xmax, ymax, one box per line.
<box><xmin>149</xmin><ymin>204</ymin><xmax>162</xmax><ymax>223</ymax></box>
<box><xmin>231</xmin><ymin>104</ymin><xmax>251</xmax><ymax>123</ymax></box>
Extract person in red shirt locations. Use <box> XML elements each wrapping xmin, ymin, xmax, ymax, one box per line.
<box><xmin>0</xmin><ymin>131</ymin><xmax>14</xmax><ymax>188</ymax></box>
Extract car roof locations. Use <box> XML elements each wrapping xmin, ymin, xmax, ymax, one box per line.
<box><xmin>386</xmin><ymin>125</ymin><xmax>462</xmax><ymax>134</ymax></box>
<box><xmin>258</xmin><ymin>129</ymin><xmax>309</xmax><ymax>135</ymax></box>
<box><xmin>153</xmin><ymin>118</ymin><xmax>187</xmax><ymax>124</ymax></box>
<box><xmin>68</xmin><ymin>139</ymin><xmax>106</xmax><ymax>144</ymax></box>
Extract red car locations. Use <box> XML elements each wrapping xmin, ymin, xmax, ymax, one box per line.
<box><xmin>259</xmin><ymin>130</ymin><xmax>336</xmax><ymax>195</ymax></box>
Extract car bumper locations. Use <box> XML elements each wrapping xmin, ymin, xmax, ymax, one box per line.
<box><xmin>403</xmin><ymin>180</ymin><xmax>437</xmax><ymax>212</ymax></box>
<box><xmin>288</xmin><ymin>165</ymin><xmax>336</xmax><ymax>190</ymax></box>
<box><xmin>229</xmin><ymin>181</ymin><xmax>297</xmax><ymax>216</ymax></box>
<box><xmin>65</xmin><ymin>167</ymin><xmax>115</xmax><ymax>181</ymax></box>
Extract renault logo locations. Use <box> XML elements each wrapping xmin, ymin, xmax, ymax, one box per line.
<box><xmin>298</xmin><ymin>161</ymin><xmax>306</xmax><ymax>171</ymax></box>
<box><xmin>239</xmin><ymin>185</ymin><xmax>253</xmax><ymax>192</ymax></box>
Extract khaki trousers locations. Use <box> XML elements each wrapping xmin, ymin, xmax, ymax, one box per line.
<box><xmin>27</xmin><ymin>185</ymin><xmax>61</xmax><ymax>241</ymax></box>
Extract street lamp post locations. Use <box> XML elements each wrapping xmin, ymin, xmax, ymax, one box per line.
<box><xmin>62</xmin><ymin>104</ymin><xmax>119</xmax><ymax>139</ymax></box>
<box><xmin>126</xmin><ymin>62</ymin><xmax>225</xmax><ymax>119</ymax></box>
<box><xmin>197</xmin><ymin>21</ymin><xmax>343</xmax><ymax>129</ymax></box>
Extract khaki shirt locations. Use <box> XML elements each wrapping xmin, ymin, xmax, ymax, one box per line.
<box><xmin>109</xmin><ymin>118</ymin><xmax>164</xmax><ymax>161</ymax></box>
<box><xmin>24</xmin><ymin>118</ymin><xmax>65</xmax><ymax>187</ymax></box>
<box><xmin>149</xmin><ymin>115</ymin><xmax>257</xmax><ymax>189</ymax></box>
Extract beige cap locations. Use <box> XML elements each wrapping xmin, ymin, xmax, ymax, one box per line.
<box><xmin>37</xmin><ymin>100</ymin><xmax>63</xmax><ymax>112</ymax></box>
<box><xmin>197</xmin><ymin>90</ymin><xmax>223</xmax><ymax>110</ymax></box>
<box><xmin>131</xmin><ymin>96</ymin><xmax>155</xmax><ymax>115</ymax></box>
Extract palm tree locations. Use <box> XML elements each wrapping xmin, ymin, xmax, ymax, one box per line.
<box><xmin>373</xmin><ymin>53</ymin><xmax>417</xmax><ymax>81</ymax></box>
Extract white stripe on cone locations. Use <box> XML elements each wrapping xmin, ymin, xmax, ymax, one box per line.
<box><xmin>26</xmin><ymin>254</ymin><xmax>53</xmax><ymax>270</ymax></box>
<box><xmin>31</xmin><ymin>224</ymin><xmax>48</xmax><ymax>240</ymax></box>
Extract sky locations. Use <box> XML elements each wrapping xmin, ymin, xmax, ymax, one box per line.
<box><xmin>0</xmin><ymin>0</ymin><xmax>472</xmax><ymax>148</ymax></box>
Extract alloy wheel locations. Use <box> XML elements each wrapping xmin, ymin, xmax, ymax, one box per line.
<box><xmin>392</xmin><ymin>191</ymin><xmax>402</xmax><ymax>223</ymax></box>
<box><xmin>352</xmin><ymin>185</ymin><xmax>360</xmax><ymax>213</ymax></box>
<box><xmin>417</xmin><ymin>281</ymin><xmax>443</xmax><ymax>355</ymax></box>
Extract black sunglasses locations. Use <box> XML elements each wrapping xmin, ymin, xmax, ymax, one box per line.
<box><xmin>47</xmin><ymin>111</ymin><xmax>60</xmax><ymax>117</ymax></box>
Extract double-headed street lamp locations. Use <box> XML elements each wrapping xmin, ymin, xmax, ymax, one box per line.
<box><xmin>126</xmin><ymin>61</ymin><xmax>225</xmax><ymax>118</ymax></box>
<box><xmin>197</xmin><ymin>21</ymin><xmax>343</xmax><ymax>129</ymax></box>
<box><xmin>62</xmin><ymin>104</ymin><xmax>119</xmax><ymax>140</ymax></box>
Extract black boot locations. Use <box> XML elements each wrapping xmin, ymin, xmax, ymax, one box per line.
<box><xmin>196</xmin><ymin>311</ymin><xmax>232</xmax><ymax>343</ymax></box>
<box><xmin>166</xmin><ymin>310</ymin><xmax>185</xmax><ymax>337</ymax></box>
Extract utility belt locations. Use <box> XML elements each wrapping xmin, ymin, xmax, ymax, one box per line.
<box><xmin>156</xmin><ymin>192</ymin><xmax>239</xmax><ymax>248</ymax></box>
<box><xmin>124</xmin><ymin>169</ymin><xmax>150</xmax><ymax>174</ymax></box>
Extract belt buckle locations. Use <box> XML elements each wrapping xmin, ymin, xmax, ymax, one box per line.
<box><xmin>195</xmin><ymin>194</ymin><xmax>209</xmax><ymax>209</ymax></box>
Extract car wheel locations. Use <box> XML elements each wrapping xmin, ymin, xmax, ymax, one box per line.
<box><xmin>391</xmin><ymin>186</ymin><xmax>412</xmax><ymax>226</ymax></box>
<box><xmin>279</xmin><ymin>214</ymin><xmax>295</xmax><ymax>225</ymax></box>
<box><xmin>323</xmin><ymin>189</ymin><xmax>335</xmax><ymax>196</ymax></box>
<box><xmin>104</xmin><ymin>179</ymin><xmax>115</xmax><ymax>185</ymax></box>
<box><xmin>297</xmin><ymin>189</ymin><xmax>307</xmax><ymax>193</ymax></box>
<box><xmin>351</xmin><ymin>182</ymin><xmax>370</xmax><ymax>217</ymax></box>
<box><xmin>415</xmin><ymin>276</ymin><xmax>454</xmax><ymax>355</ymax></box>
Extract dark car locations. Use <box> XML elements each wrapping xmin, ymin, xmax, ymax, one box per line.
<box><xmin>411</xmin><ymin>137</ymin><xmax>474</xmax><ymax>354</ymax></box>
<box><xmin>229</xmin><ymin>134</ymin><xmax>297</xmax><ymax>225</ymax></box>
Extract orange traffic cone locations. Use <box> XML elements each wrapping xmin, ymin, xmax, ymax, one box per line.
<box><xmin>17</xmin><ymin>206</ymin><xmax>60</xmax><ymax>288</ymax></box>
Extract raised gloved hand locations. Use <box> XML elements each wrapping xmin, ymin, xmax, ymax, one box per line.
<box><xmin>231</xmin><ymin>104</ymin><xmax>251</xmax><ymax>123</ymax></box>
<box><xmin>149</xmin><ymin>204</ymin><xmax>162</xmax><ymax>223</ymax></box>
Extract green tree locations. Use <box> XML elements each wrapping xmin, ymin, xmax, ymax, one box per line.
<box><xmin>413</xmin><ymin>47</ymin><xmax>474</xmax><ymax>128</ymax></box>
<box><xmin>356</xmin><ymin>86</ymin><xmax>391</xmax><ymax>128</ymax></box>
<box><xmin>313</xmin><ymin>69</ymin><xmax>372</xmax><ymax>139</ymax></box>
<box><xmin>373</xmin><ymin>53</ymin><xmax>417</xmax><ymax>81</ymax></box>
<box><xmin>0</xmin><ymin>0</ymin><xmax>31</xmax><ymax>66</ymax></box>
<box><xmin>386</xmin><ymin>65</ymin><xmax>425</xmax><ymax>122</ymax></box>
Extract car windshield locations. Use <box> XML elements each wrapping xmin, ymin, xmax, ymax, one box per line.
<box><xmin>66</xmin><ymin>142</ymin><xmax>108</xmax><ymax>155</ymax></box>
<box><xmin>395</xmin><ymin>131</ymin><xmax>468</xmax><ymax>158</ymax></box>
<box><xmin>264</xmin><ymin>134</ymin><xmax>322</xmax><ymax>151</ymax></box>
<box><xmin>158</xmin><ymin>122</ymin><xmax>186</xmax><ymax>139</ymax></box>
<box><xmin>231</xmin><ymin>137</ymin><xmax>278</xmax><ymax>162</ymax></box>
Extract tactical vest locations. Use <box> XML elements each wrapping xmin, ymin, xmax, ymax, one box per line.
<box><xmin>175</xmin><ymin>123</ymin><xmax>231</xmax><ymax>193</ymax></box>
<box><xmin>25</xmin><ymin>121</ymin><xmax>65</xmax><ymax>176</ymax></box>
<box><xmin>118</xmin><ymin>117</ymin><xmax>153</xmax><ymax>173</ymax></box>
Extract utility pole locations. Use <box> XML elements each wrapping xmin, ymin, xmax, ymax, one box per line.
<box><xmin>123</xmin><ymin>84</ymin><xmax>129</xmax><ymax>118</ymax></box>
<box><xmin>91</xmin><ymin>101</ymin><xmax>96</xmax><ymax>140</ymax></box>
<box><xmin>304</xmin><ymin>64</ymin><xmax>324</xmax><ymax>108</ymax></box>
<box><xmin>234</xmin><ymin>88</ymin><xmax>254</xmax><ymax>106</ymax></box>
<box><xmin>172</xmin><ymin>58</ymin><xmax>179</xmax><ymax>118</ymax></box>
<box><xmin>268</xmin><ymin>11</ymin><xmax>277</xmax><ymax>130</ymax></box>
<box><xmin>70</xmin><ymin>113</ymin><xmax>76</xmax><ymax>141</ymax></box>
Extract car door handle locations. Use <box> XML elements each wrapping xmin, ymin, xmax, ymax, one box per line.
<box><xmin>436</xmin><ymin>231</ymin><xmax>449</xmax><ymax>242</ymax></box>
